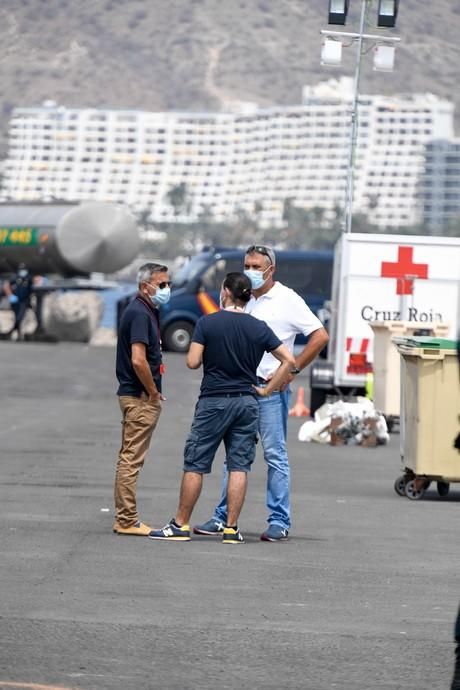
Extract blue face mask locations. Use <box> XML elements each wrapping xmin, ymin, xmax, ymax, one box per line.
<box><xmin>150</xmin><ymin>286</ymin><xmax>171</xmax><ymax>306</ymax></box>
<box><xmin>18</xmin><ymin>269</ymin><xmax>28</xmax><ymax>278</ymax></box>
<box><xmin>244</xmin><ymin>268</ymin><xmax>268</xmax><ymax>290</ymax></box>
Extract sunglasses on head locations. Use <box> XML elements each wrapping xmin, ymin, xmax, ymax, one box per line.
<box><xmin>246</xmin><ymin>245</ymin><xmax>273</xmax><ymax>265</ymax></box>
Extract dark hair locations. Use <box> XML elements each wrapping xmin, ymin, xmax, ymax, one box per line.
<box><xmin>223</xmin><ymin>272</ymin><xmax>252</xmax><ymax>304</ymax></box>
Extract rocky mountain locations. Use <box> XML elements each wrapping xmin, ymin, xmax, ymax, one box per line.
<box><xmin>0</xmin><ymin>0</ymin><xmax>459</xmax><ymax>156</ymax></box>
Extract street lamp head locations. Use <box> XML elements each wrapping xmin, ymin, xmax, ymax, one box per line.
<box><xmin>328</xmin><ymin>0</ymin><xmax>350</xmax><ymax>25</ymax></box>
<box><xmin>377</xmin><ymin>0</ymin><xmax>399</xmax><ymax>27</ymax></box>
<box><xmin>321</xmin><ymin>38</ymin><xmax>343</xmax><ymax>66</ymax></box>
<box><xmin>373</xmin><ymin>44</ymin><xmax>396</xmax><ymax>71</ymax></box>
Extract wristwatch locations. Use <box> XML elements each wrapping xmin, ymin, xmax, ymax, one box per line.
<box><xmin>290</xmin><ymin>367</ymin><xmax>301</xmax><ymax>375</ymax></box>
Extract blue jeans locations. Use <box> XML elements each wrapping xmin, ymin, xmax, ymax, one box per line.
<box><xmin>214</xmin><ymin>387</ymin><xmax>291</xmax><ymax>529</ymax></box>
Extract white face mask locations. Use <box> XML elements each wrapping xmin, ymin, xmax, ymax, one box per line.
<box><xmin>244</xmin><ymin>266</ymin><xmax>270</xmax><ymax>290</ymax></box>
<box><xmin>144</xmin><ymin>281</ymin><xmax>171</xmax><ymax>306</ymax></box>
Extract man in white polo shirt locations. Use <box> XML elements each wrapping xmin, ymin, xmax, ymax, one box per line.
<box><xmin>194</xmin><ymin>244</ymin><xmax>329</xmax><ymax>541</ymax></box>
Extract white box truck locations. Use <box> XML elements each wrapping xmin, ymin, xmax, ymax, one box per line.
<box><xmin>309</xmin><ymin>233</ymin><xmax>460</xmax><ymax>414</ymax></box>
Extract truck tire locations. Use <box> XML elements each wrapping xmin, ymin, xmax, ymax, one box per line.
<box><xmin>162</xmin><ymin>320</ymin><xmax>194</xmax><ymax>353</ymax></box>
<box><xmin>310</xmin><ymin>387</ymin><xmax>327</xmax><ymax>416</ymax></box>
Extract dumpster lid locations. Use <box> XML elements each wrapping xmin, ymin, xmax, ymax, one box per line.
<box><xmin>395</xmin><ymin>336</ymin><xmax>457</xmax><ymax>350</ymax></box>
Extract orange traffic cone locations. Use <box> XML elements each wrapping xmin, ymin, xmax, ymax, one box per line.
<box><xmin>289</xmin><ymin>386</ymin><xmax>310</xmax><ymax>417</ymax></box>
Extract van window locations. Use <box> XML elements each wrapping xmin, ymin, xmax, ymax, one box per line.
<box><xmin>275</xmin><ymin>259</ymin><xmax>332</xmax><ymax>297</ymax></box>
<box><xmin>172</xmin><ymin>254</ymin><xmax>210</xmax><ymax>288</ymax></box>
<box><xmin>200</xmin><ymin>257</ymin><xmax>242</xmax><ymax>290</ymax></box>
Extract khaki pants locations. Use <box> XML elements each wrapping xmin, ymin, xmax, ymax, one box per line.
<box><xmin>114</xmin><ymin>394</ymin><xmax>162</xmax><ymax>528</ymax></box>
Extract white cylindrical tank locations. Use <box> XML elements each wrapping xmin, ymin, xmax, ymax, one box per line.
<box><xmin>0</xmin><ymin>202</ymin><xmax>140</xmax><ymax>275</ymax></box>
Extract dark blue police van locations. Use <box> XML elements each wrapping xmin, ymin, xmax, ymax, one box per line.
<box><xmin>159</xmin><ymin>247</ymin><xmax>333</xmax><ymax>352</ymax></box>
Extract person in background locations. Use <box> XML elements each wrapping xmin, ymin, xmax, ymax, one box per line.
<box><xmin>452</xmin><ymin>605</ymin><xmax>460</xmax><ymax>690</ymax></box>
<box><xmin>149</xmin><ymin>272</ymin><xmax>295</xmax><ymax>544</ymax></box>
<box><xmin>451</xmin><ymin>336</ymin><xmax>460</xmax><ymax>690</ymax></box>
<box><xmin>3</xmin><ymin>263</ymin><xmax>35</xmax><ymax>340</ymax></box>
<box><xmin>194</xmin><ymin>244</ymin><xmax>329</xmax><ymax>542</ymax></box>
<box><xmin>113</xmin><ymin>262</ymin><xmax>171</xmax><ymax>537</ymax></box>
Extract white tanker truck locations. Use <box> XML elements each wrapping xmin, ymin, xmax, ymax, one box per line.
<box><xmin>0</xmin><ymin>201</ymin><xmax>141</xmax><ymax>341</ymax></box>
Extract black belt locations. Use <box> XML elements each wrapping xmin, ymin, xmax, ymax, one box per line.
<box><xmin>257</xmin><ymin>377</ymin><xmax>268</xmax><ymax>384</ymax></box>
<box><xmin>202</xmin><ymin>392</ymin><xmax>254</xmax><ymax>398</ymax></box>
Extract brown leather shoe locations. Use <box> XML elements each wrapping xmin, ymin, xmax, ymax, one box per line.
<box><xmin>113</xmin><ymin>520</ymin><xmax>153</xmax><ymax>536</ymax></box>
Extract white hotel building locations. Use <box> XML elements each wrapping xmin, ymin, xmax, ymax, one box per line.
<box><xmin>2</xmin><ymin>78</ymin><xmax>454</xmax><ymax>228</ymax></box>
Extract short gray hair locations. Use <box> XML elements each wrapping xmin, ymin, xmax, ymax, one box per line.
<box><xmin>245</xmin><ymin>244</ymin><xmax>276</xmax><ymax>266</ymax></box>
<box><xmin>137</xmin><ymin>262</ymin><xmax>168</xmax><ymax>287</ymax></box>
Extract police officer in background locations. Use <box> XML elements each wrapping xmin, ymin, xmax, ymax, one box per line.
<box><xmin>3</xmin><ymin>263</ymin><xmax>35</xmax><ymax>341</ymax></box>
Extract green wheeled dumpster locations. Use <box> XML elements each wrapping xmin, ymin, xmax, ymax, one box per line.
<box><xmin>369</xmin><ymin>321</ymin><xmax>450</xmax><ymax>431</ymax></box>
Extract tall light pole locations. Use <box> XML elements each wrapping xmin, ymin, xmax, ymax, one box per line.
<box><xmin>42</xmin><ymin>102</ymin><xmax>66</xmax><ymax>201</ymax></box>
<box><xmin>52</xmin><ymin>105</ymin><xmax>66</xmax><ymax>200</ymax></box>
<box><xmin>344</xmin><ymin>0</ymin><xmax>367</xmax><ymax>235</ymax></box>
<box><xmin>321</xmin><ymin>0</ymin><xmax>401</xmax><ymax>233</ymax></box>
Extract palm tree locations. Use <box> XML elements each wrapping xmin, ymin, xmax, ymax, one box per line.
<box><xmin>166</xmin><ymin>182</ymin><xmax>191</xmax><ymax>217</ymax></box>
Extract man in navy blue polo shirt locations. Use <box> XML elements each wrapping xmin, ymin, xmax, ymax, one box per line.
<box><xmin>113</xmin><ymin>262</ymin><xmax>171</xmax><ymax>536</ymax></box>
<box><xmin>149</xmin><ymin>272</ymin><xmax>295</xmax><ymax>544</ymax></box>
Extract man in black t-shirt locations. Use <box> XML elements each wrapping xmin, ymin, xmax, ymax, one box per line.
<box><xmin>150</xmin><ymin>272</ymin><xmax>295</xmax><ymax>544</ymax></box>
<box><xmin>113</xmin><ymin>261</ymin><xmax>171</xmax><ymax>537</ymax></box>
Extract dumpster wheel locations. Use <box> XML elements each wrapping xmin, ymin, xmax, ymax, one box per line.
<box><xmin>405</xmin><ymin>479</ymin><xmax>425</xmax><ymax>500</ymax></box>
<box><xmin>437</xmin><ymin>481</ymin><xmax>450</xmax><ymax>497</ymax></box>
<box><xmin>394</xmin><ymin>475</ymin><xmax>407</xmax><ymax>496</ymax></box>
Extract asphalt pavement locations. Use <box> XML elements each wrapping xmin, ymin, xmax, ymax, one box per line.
<box><xmin>0</xmin><ymin>342</ymin><xmax>458</xmax><ymax>690</ymax></box>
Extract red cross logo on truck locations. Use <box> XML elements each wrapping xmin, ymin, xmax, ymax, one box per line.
<box><xmin>380</xmin><ymin>246</ymin><xmax>428</xmax><ymax>295</ymax></box>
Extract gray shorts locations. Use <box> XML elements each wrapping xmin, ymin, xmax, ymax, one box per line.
<box><xmin>183</xmin><ymin>394</ymin><xmax>259</xmax><ymax>474</ymax></box>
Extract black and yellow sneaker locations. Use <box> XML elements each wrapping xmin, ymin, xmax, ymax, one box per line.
<box><xmin>222</xmin><ymin>526</ymin><xmax>245</xmax><ymax>544</ymax></box>
<box><xmin>149</xmin><ymin>519</ymin><xmax>191</xmax><ymax>541</ymax></box>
